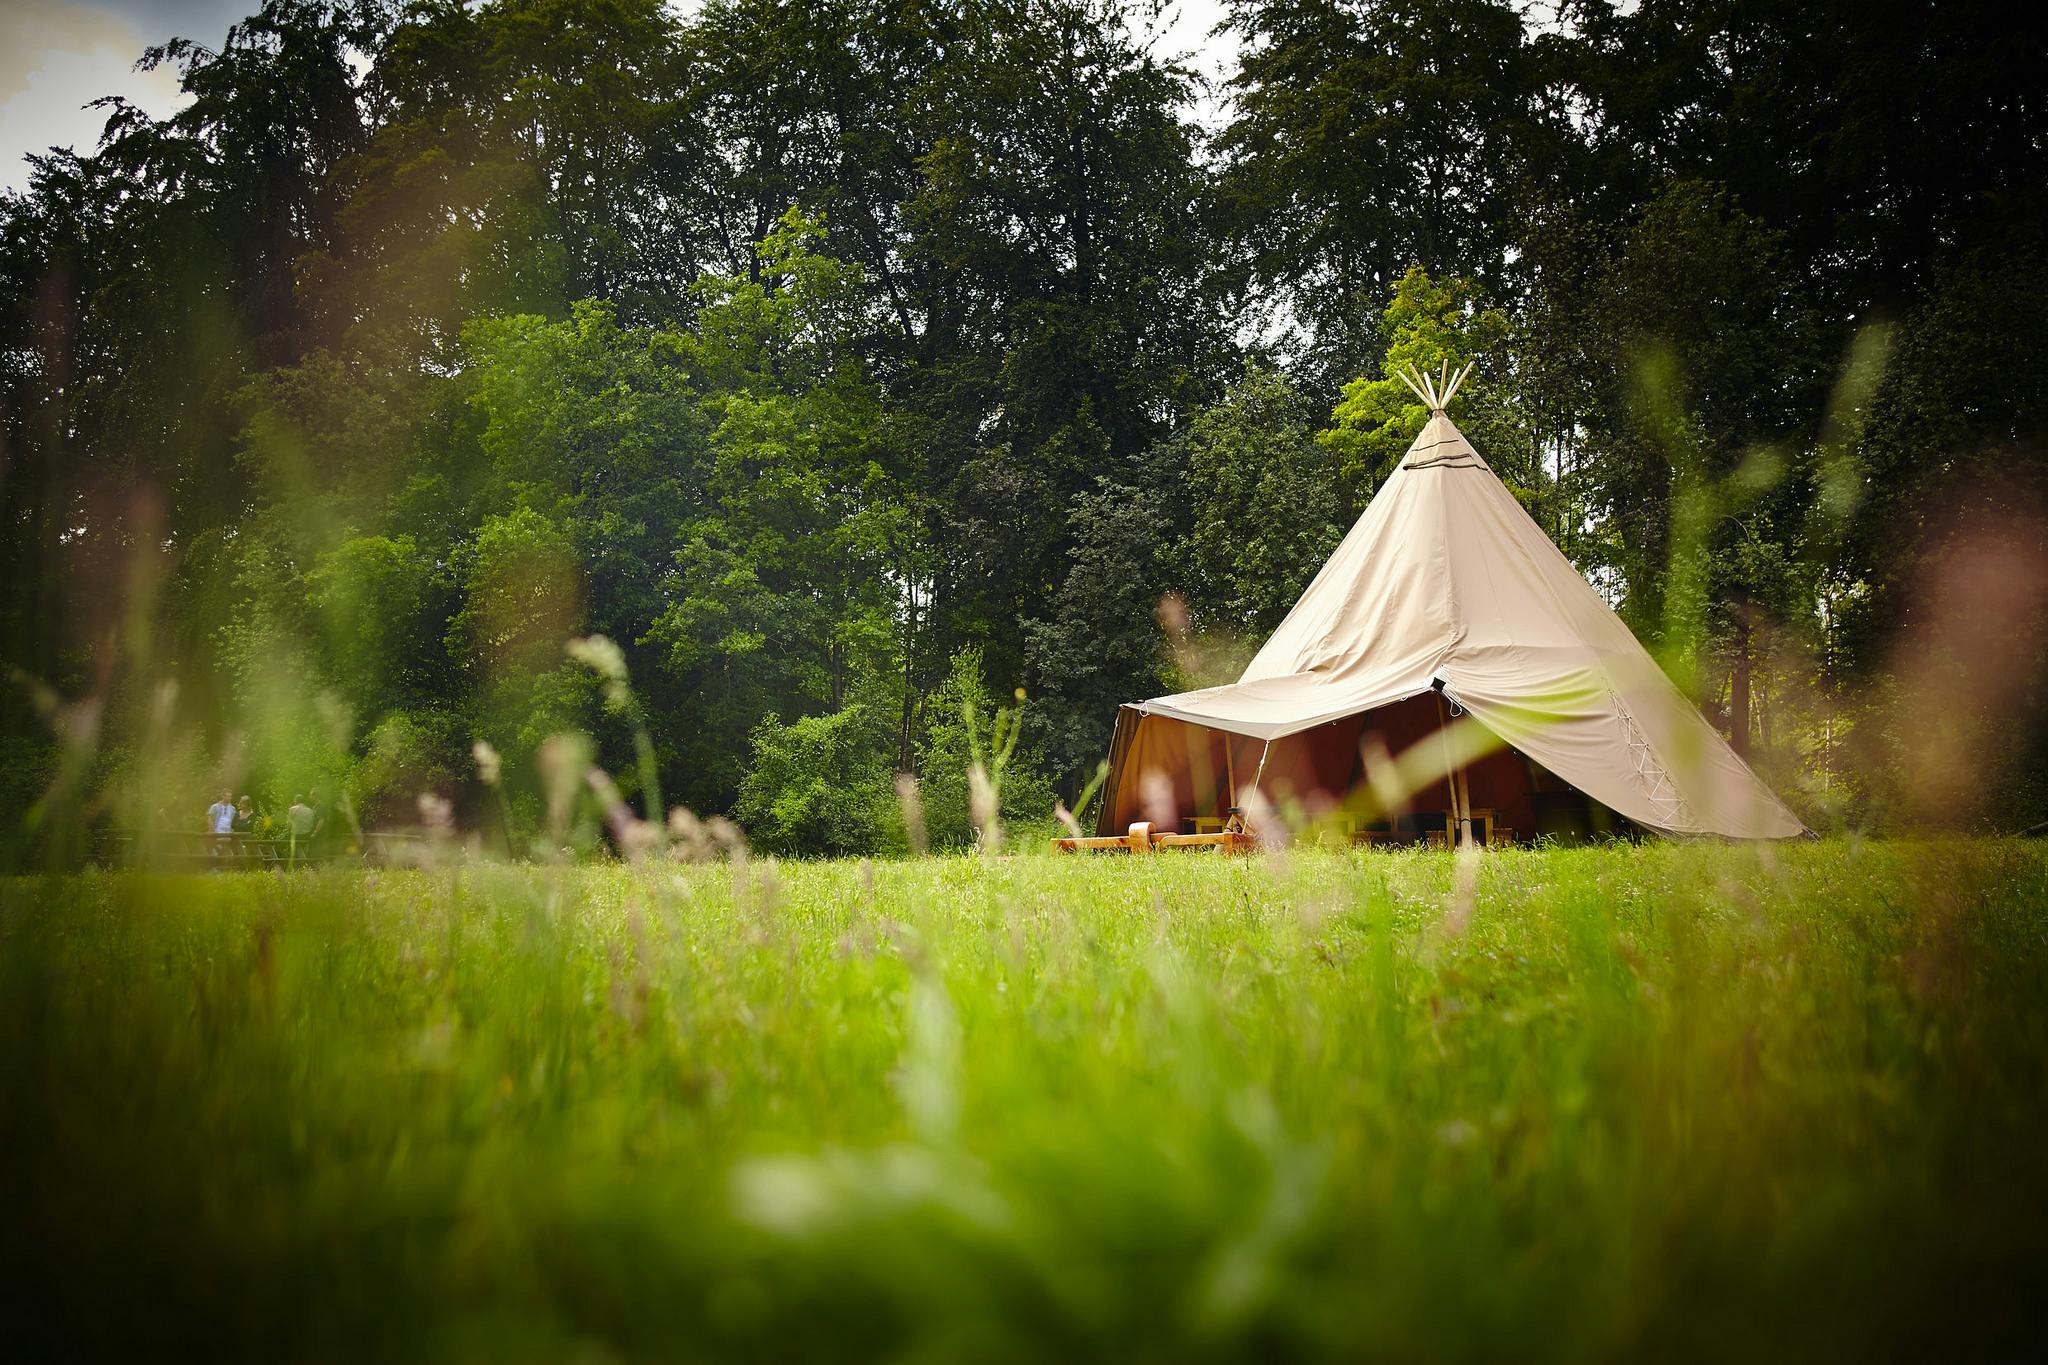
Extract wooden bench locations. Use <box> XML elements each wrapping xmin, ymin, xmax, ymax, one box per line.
<box><xmin>1054</xmin><ymin>822</ymin><xmax>1257</xmax><ymax>854</ymax></box>
<box><xmin>1056</xmin><ymin>815</ymin><xmax>1504</xmax><ymax>856</ymax></box>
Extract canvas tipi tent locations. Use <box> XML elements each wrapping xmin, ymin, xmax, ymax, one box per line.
<box><xmin>1092</xmin><ymin>362</ymin><xmax>1805</xmax><ymax>845</ymax></box>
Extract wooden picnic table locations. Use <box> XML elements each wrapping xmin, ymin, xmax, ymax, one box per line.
<box><xmin>1056</xmin><ymin>813</ymin><xmax>1515</xmax><ymax>855</ymax></box>
<box><xmin>1053</xmin><ymin>822</ymin><xmax>1257</xmax><ymax>854</ymax></box>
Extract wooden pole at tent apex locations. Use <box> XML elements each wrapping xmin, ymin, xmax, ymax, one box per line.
<box><xmin>1441</xmin><ymin>360</ymin><xmax>1474</xmax><ymax>407</ymax></box>
<box><xmin>1396</xmin><ymin>360</ymin><xmax>1476</xmax><ymax>414</ymax></box>
<box><xmin>1396</xmin><ymin>364</ymin><xmax>1436</xmax><ymax>411</ymax></box>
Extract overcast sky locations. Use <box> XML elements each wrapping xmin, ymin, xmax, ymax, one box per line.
<box><xmin>1</xmin><ymin>1</ymin><xmax>1236</xmax><ymax>196</ymax></box>
<box><xmin>0</xmin><ymin>1</ymin><xmax>245</xmax><ymax>191</ymax></box>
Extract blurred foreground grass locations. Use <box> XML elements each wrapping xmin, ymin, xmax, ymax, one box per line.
<box><xmin>4</xmin><ymin>840</ymin><xmax>2046</xmax><ymax>1361</ymax></box>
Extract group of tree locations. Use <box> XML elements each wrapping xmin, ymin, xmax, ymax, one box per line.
<box><xmin>2</xmin><ymin>0</ymin><xmax>2043</xmax><ymax>861</ymax></box>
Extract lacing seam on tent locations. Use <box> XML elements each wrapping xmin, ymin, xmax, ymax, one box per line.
<box><xmin>1611</xmin><ymin>690</ymin><xmax>1696</xmax><ymax>831</ymax></box>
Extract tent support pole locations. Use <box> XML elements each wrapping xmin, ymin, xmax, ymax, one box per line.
<box><xmin>1224</xmin><ymin>738</ymin><xmax>1237</xmax><ymax>809</ymax></box>
<box><xmin>1434</xmin><ymin>691</ymin><xmax>1473</xmax><ymax>850</ymax></box>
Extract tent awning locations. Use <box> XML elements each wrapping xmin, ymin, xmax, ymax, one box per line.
<box><xmin>1133</xmin><ymin>672</ymin><xmax>1435</xmax><ymax>743</ymax></box>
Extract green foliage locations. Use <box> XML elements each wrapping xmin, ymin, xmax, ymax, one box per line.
<box><xmin>1835</xmin><ymin>243</ymin><xmax>2048</xmax><ymax>831</ymax></box>
<box><xmin>306</xmin><ymin>533</ymin><xmax>445</xmax><ymax>716</ymax></box>
<box><xmin>732</xmin><ymin>647</ymin><xmax>1056</xmax><ymax>857</ymax></box>
<box><xmin>1024</xmin><ymin>479</ymin><xmax>1174</xmax><ymax>786</ymax></box>
<box><xmin>917</xmin><ymin>647</ymin><xmax>1056</xmax><ymax>851</ymax></box>
<box><xmin>1319</xmin><ymin>265</ymin><xmax>1511</xmax><ymax>499</ymax></box>
<box><xmin>441</xmin><ymin>507</ymin><xmax>601</xmax><ymax>821</ymax></box>
<box><xmin>1577</xmin><ymin>181</ymin><xmax>1826</xmax><ymax>653</ymax></box>
<box><xmin>349</xmin><ymin>706</ymin><xmax>462</xmax><ymax>825</ymax></box>
<box><xmin>1176</xmin><ymin>363</ymin><xmax>1346</xmax><ymax>637</ymax></box>
<box><xmin>5</xmin><ymin>843</ymin><xmax>2046</xmax><ymax>1356</ymax></box>
<box><xmin>734</xmin><ymin>703</ymin><xmax>899</xmax><ymax>857</ymax></box>
<box><xmin>1213</xmin><ymin>0</ymin><xmax>1546</xmax><ymax>375</ymax></box>
<box><xmin>448</xmin><ymin>507</ymin><xmax>583</xmax><ymax>681</ymax></box>
<box><xmin>648</xmin><ymin>208</ymin><xmax>905</xmax><ymax>808</ymax></box>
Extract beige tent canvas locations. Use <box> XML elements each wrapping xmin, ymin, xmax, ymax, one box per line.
<box><xmin>1094</xmin><ymin>362</ymin><xmax>1806</xmax><ymax>844</ymax></box>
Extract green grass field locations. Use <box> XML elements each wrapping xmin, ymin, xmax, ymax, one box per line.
<box><xmin>5</xmin><ymin>840</ymin><xmax>2046</xmax><ymax>1361</ymax></box>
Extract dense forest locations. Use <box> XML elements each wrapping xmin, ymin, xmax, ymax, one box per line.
<box><xmin>2</xmin><ymin>0</ymin><xmax>2044</xmax><ymax>860</ymax></box>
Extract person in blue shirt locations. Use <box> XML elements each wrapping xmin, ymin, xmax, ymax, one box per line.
<box><xmin>207</xmin><ymin>789</ymin><xmax>236</xmax><ymax>858</ymax></box>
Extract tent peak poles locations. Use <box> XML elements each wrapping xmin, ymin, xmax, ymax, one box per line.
<box><xmin>1396</xmin><ymin>360</ymin><xmax>1476</xmax><ymax>414</ymax></box>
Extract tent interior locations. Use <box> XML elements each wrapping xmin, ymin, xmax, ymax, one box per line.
<box><xmin>1096</xmin><ymin>693</ymin><xmax>1635</xmax><ymax>845</ymax></box>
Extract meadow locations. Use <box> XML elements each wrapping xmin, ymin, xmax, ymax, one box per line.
<box><xmin>4</xmin><ymin>839</ymin><xmax>2045</xmax><ymax>1361</ymax></box>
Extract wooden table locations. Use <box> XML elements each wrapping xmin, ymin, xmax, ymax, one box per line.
<box><xmin>1054</xmin><ymin>823</ymin><xmax>1256</xmax><ymax>854</ymax></box>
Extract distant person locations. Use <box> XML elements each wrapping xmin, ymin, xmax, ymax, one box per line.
<box><xmin>234</xmin><ymin>796</ymin><xmax>256</xmax><ymax>833</ymax></box>
<box><xmin>288</xmin><ymin>795</ymin><xmax>316</xmax><ymax>858</ymax></box>
<box><xmin>207</xmin><ymin>789</ymin><xmax>236</xmax><ymax>858</ymax></box>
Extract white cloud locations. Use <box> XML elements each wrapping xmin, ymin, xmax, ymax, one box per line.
<box><xmin>0</xmin><ymin>2</ymin><xmax>192</xmax><ymax>193</ymax></box>
<box><xmin>1152</xmin><ymin>0</ymin><xmax>1239</xmax><ymax>130</ymax></box>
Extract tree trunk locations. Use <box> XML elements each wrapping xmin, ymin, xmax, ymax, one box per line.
<box><xmin>1728</xmin><ymin>612</ymin><xmax>1752</xmax><ymax>758</ymax></box>
<box><xmin>898</xmin><ymin>581</ymin><xmax>919</xmax><ymax>773</ymax></box>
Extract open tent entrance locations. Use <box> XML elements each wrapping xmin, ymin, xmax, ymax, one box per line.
<box><xmin>1096</xmin><ymin>690</ymin><xmax>1635</xmax><ymax>846</ymax></box>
